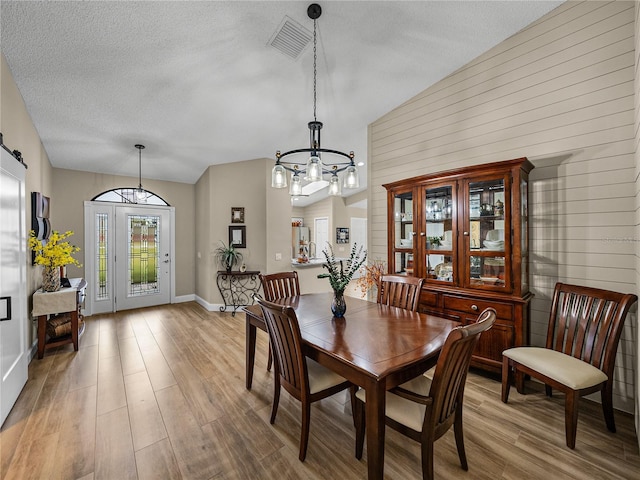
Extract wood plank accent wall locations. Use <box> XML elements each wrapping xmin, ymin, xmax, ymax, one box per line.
<box><xmin>633</xmin><ymin>0</ymin><xmax>639</xmax><ymax>433</ymax></box>
<box><xmin>369</xmin><ymin>1</ymin><xmax>638</xmax><ymax>412</ymax></box>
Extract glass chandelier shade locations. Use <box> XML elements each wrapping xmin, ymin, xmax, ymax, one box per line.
<box><xmin>304</xmin><ymin>155</ymin><xmax>323</xmax><ymax>182</ymax></box>
<box><xmin>271</xmin><ymin>3</ymin><xmax>360</xmax><ymax>197</ymax></box>
<box><xmin>328</xmin><ymin>173</ymin><xmax>341</xmax><ymax>196</ymax></box>
<box><xmin>271</xmin><ymin>163</ymin><xmax>287</xmax><ymax>188</ymax></box>
<box><xmin>289</xmin><ymin>172</ymin><xmax>303</xmax><ymax>195</ymax></box>
<box><xmin>343</xmin><ymin>164</ymin><xmax>359</xmax><ymax>189</ymax></box>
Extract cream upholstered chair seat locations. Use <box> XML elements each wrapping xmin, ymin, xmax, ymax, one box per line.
<box><xmin>306</xmin><ymin>359</ymin><xmax>350</xmax><ymax>394</ymax></box>
<box><xmin>353</xmin><ymin>308</ymin><xmax>496</xmax><ymax>480</ymax></box>
<box><xmin>256</xmin><ymin>297</ymin><xmax>353</xmax><ymax>462</ymax></box>
<box><xmin>501</xmin><ymin>282</ymin><xmax>638</xmax><ymax>449</ymax></box>
<box><xmin>356</xmin><ymin>375</ymin><xmax>431</xmax><ymax>432</ymax></box>
<box><xmin>503</xmin><ymin>347</ymin><xmax>607</xmax><ymax>390</ymax></box>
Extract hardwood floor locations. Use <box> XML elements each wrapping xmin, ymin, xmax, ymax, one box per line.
<box><xmin>1</xmin><ymin>302</ymin><xmax>638</xmax><ymax>479</ymax></box>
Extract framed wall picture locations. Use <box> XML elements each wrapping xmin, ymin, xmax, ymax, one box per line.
<box><xmin>229</xmin><ymin>225</ymin><xmax>246</xmax><ymax>248</ymax></box>
<box><xmin>336</xmin><ymin>227</ymin><xmax>349</xmax><ymax>244</ymax></box>
<box><xmin>231</xmin><ymin>207</ymin><xmax>245</xmax><ymax>224</ymax></box>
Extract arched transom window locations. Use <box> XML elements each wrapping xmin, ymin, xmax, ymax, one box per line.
<box><xmin>91</xmin><ymin>188</ymin><xmax>169</xmax><ymax>206</ymax></box>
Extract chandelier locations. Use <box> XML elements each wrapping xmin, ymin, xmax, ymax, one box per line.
<box><xmin>271</xmin><ymin>3</ymin><xmax>359</xmax><ymax>197</ymax></box>
<box><xmin>135</xmin><ymin>144</ymin><xmax>146</xmax><ymax>202</ymax></box>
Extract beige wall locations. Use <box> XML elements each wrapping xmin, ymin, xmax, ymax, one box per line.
<box><xmin>369</xmin><ymin>1</ymin><xmax>638</xmax><ymax>412</ymax></box>
<box><xmin>1</xmin><ymin>52</ymin><xmax>54</xmax><ymax>347</ymax></box>
<box><xmin>51</xmin><ymin>168</ymin><xmax>196</xmax><ymax>297</ymax></box>
<box><xmin>194</xmin><ymin>158</ymin><xmax>279</xmax><ymax>305</ymax></box>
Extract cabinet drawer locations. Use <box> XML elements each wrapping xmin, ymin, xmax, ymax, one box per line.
<box><xmin>443</xmin><ymin>295</ymin><xmax>512</xmax><ymax>319</ymax></box>
<box><xmin>420</xmin><ymin>290</ymin><xmax>439</xmax><ymax>308</ymax></box>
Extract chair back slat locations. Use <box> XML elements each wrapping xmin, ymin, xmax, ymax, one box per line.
<box><xmin>258</xmin><ymin>299</ymin><xmax>307</xmax><ymax>393</ymax></box>
<box><xmin>426</xmin><ymin>308</ymin><xmax>496</xmax><ymax>432</ymax></box>
<box><xmin>377</xmin><ymin>275</ymin><xmax>424</xmax><ymax>312</ymax></box>
<box><xmin>547</xmin><ymin>283</ymin><xmax>637</xmax><ymax>373</ymax></box>
<box><xmin>260</xmin><ymin>271</ymin><xmax>301</xmax><ymax>301</ymax></box>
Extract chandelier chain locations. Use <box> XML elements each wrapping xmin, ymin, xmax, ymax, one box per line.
<box><xmin>313</xmin><ymin>18</ymin><xmax>317</xmax><ymax>122</ymax></box>
<box><xmin>271</xmin><ymin>3</ymin><xmax>359</xmax><ymax>196</ymax></box>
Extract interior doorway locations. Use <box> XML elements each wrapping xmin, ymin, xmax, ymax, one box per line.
<box><xmin>84</xmin><ymin>202</ymin><xmax>175</xmax><ymax>314</ymax></box>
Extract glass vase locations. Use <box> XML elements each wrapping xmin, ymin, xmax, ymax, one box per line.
<box><xmin>42</xmin><ymin>266</ymin><xmax>61</xmax><ymax>292</ymax></box>
<box><xmin>331</xmin><ymin>290</ymin><xmax>347</xmax><ymax>318</ymax></box>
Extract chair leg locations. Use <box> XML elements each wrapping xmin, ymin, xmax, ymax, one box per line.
<box><xmin>453</xmin><ymin>406</ymin><xmax>468</xmax><ymax>471</ymax></box>
<box><xmin>501</xmin><ymin>357</ymin><xmax>512</xmax><ymax>403</ymax></box>
<box><xmin>420</xmin><ymin>436</ymin><xmax>435</xmax><ymax>480</ymax></box>
<box><xmin>349</xmin><ymin>385</ymin><xmax>358</xmax><ymax>428</ymax></box>
<box><xmin>267</xmin><ymin>344</ymin><xmax>273</xmax><ymax>372</ymax></box>
<box><xmin>299</xmin><ymin>400</ymin><xmax>311</xmax><ymax>461</ymax></box>
<box><xmin>601</xmin><ymin>382</ymin><xmax>616</xmax><ymax>433</ymax></box>
<box><xmin>564</xmin><ymin>390</ymin><xmax>580</xmax><ymax>449</ymax></box>
<box><xmin>270</xmin><ymin>375</ymin><xmax>281</xmax><ymax>424</ymax></box>
<box><xmin>545</xmin><ymin>385</ymin><xmax>552</xmax><ymax>397</ymax></box>
<box><xmin>353</xmin><ymin>397</ymin><xmax>365</xmax><ymax>460</ymax></box>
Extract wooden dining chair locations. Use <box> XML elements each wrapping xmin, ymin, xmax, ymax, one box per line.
<box><xmin>353</xmin><ymin>307</ymin><xmax>496</xmax><ymax>480</ymax></box>
<box><xmin>377</xmin><ymin>274</ymin><xmax>424</xmax><ymax>311</ymax></box>
<box><xmin>256</xmin><ymin>297</ymin><xmax>354</xmax><ymax>461</ymax></box>
<box><xmin>260</xmin><ymin>271</ymin><xmax>301</xmax><ymax>301</ymax></box>
<box><xmin>259</xmin><ymin>271</ymin><xmax>301</xmax><ymax>371</ymax></box>
<box><xmin>502</xmin><ymin>282</ymin><xmax>637</xmax><ymax>449</ymax></box>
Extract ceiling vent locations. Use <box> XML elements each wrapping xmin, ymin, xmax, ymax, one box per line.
<box><xmin>268</xmin><ymin>16</ymin><xmax>312</xmax><ymax>60</ymax></box>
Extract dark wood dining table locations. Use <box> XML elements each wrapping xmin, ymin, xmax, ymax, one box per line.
<box><xmin>244</xmin><ymin>292</ymin><xmax>460</xmax><ymax>480</ymax></box>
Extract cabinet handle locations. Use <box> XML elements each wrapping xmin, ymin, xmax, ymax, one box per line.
<box><xmin>471</xmin><ymin>304</ymin><xmax>478</xmax><ymax>311</ymax></box>
<box><xmin>419</xmin><ymin>232</ymin><xmax>426</xmax><ymax>236</ymax></box>
<box><xmin>463</xmin><ymin>231</ymin><xmax>469</xmax><ymax>236</ymax></box>
<box><xmin>411</xmin><ymin>232</ymin><xmax>417</xmax><ymax>237</ymax></box>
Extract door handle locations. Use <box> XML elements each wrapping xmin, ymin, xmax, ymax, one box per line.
<box><xmin>0</xmin><ymin>296</ymin><xmax>12</xmax><ymax>321</ymax></box>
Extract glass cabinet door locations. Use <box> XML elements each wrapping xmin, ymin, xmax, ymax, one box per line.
<box><xmin>391</xmin><ymin>190</ymin><xmax>414</xmax><ymax>275</ymax></box>
<box><xmin>424</xmin><ymin>184</ymin><xmax>454</xmax><ymax>283</ymax></box>
<box><xmin>465</xmin><ymin>176</ymin><xmax>510</xmax><ymax>290</ymax></box>
<box><xmin>520</xmin><ymin>177</ymin><xmax>529</xmax><ymax>293</ymax></box>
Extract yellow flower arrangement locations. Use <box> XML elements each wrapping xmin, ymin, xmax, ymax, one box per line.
<box><xmin>28</xmin><ymin>230</ymin><xmax>82</xmax><ymax>268</ymax></box>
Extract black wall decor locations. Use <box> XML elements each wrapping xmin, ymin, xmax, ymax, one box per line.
<box><xmin>31</xmin><ymin>192</ymin><xmax>51</xmax><ymax>241</ymax></box>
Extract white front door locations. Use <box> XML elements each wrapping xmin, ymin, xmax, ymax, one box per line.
<box><xmin>115</xmin><ymin>207</ymin><xmax>172</xmax><ymax>310</ymax></box>
<box><xmin>314</xmin><ymin>217</ymin><xmax>329</xmax><ymax>253</ymax></box>
<box><xmin>84</xmin><ymin>203</ymin><xmax>174</xmax><ymax>313</ymax></box>
<box><xmin>0</xmin><ymin>147</ymin><xmax>28</xmax><ymax>426</ymax></box>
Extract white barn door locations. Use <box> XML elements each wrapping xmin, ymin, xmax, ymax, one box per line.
<box><xmin>0</xmin><ymin>146</ymin><xmax>28</xmax><ymax>426</ymax></box>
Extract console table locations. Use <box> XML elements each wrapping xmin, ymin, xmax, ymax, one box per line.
<box><xmin>216</xmin><ymin>270</ymin><xmax>261</xmax><ymax>316</ymax></box>
<box><xmin>32</xmin><ymin>277</ymin><xmax>86</xmax><ymax>359</ymax></box>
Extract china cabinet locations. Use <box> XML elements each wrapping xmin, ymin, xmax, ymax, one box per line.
<box><xmin>383</xmin><ymin>157</ymin><xmax>534</xmax><ymax>373</ymax></box>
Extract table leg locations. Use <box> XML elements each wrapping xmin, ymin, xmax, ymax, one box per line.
<box><xmin>37</xmin><ymin>315</ymin><xmax>47</xmax><ymax>359</ymax></box>
<box><xmin>246</xmin><ymin>320</ymin><xmax>256</xmax><ymax>390</ymax></box>
<box><xmin>365</xmin><ymin>380</ymin><xmax>386</xmax><ymax>480</ymax></box>
<box><xmin>71</xmin><ymin>310</ymin><xmax>79</xmax><ymax>351</ymax></box>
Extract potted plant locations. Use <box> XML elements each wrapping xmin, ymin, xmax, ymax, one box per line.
<box><xmin>317</xmin><ymin>243</ymin><xmax>367</xmax><ymax>317</ymax></box>
<box><xmin>214</xmin><ymin>241</ymin><xmax>243</xmax><ymax>272</ymax></box>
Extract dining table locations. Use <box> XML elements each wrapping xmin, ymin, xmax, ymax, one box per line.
<box><xmin>244</xmin><ymin>292</ymin><xmax>460</xmax><ymax>480</ymax></box>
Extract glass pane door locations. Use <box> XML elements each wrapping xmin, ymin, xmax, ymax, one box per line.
<box><xmin>391</xmin><ymin>191</ymin><xmax>413</xmax><ymax>275</ymax></box>
<box><xmin>424</xmin><ymin>184</ymin><xmax>454</xmax><ymax>282</ymax></box>
<box><xmin>467</xmin><ymin>177</ymin><xmax>508</xmax><ymax>289</ymax></box>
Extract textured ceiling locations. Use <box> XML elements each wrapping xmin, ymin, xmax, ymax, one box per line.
<box><xmin>1</xmin><ymin>1</ymin><xmax>563</xmax><ymax>205</ymax></box>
